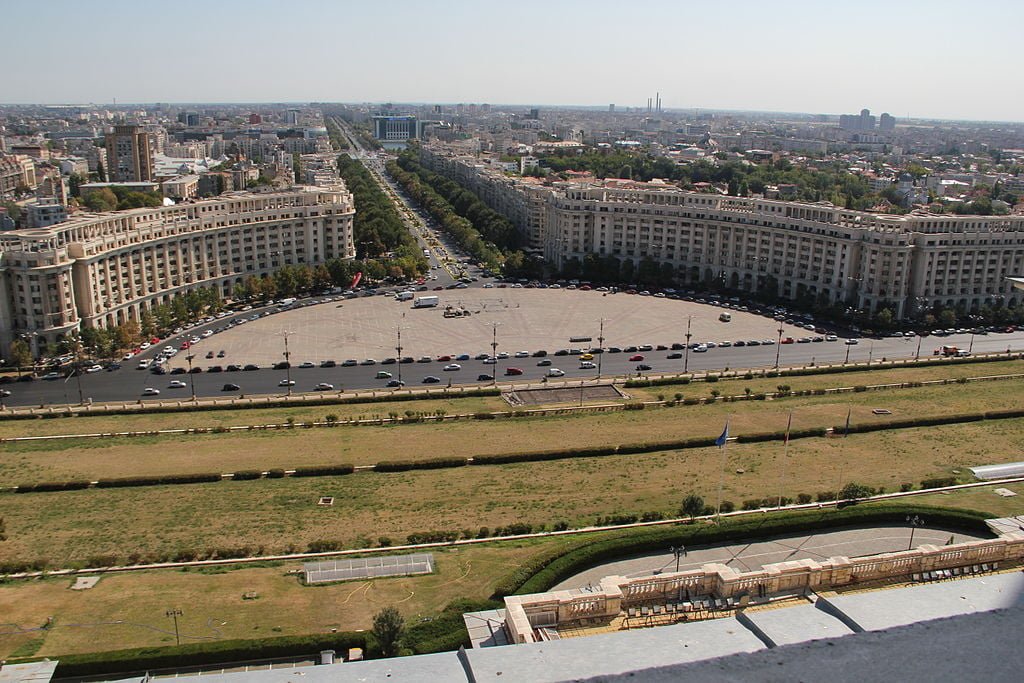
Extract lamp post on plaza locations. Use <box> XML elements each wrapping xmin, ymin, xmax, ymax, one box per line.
<box><xmin>670</xmin><ymin>545</ymin><xmax>687</xmax><ymax>573</ymax></box>
<box><xmin>279</xmin><ymin>331</ymin><xmax>293</xmax><ymax>396</ymax></box>
<box><xmin>596</xmin><ymin>318</ymin><xmax>608</xmax><ymax>378</ymax></box>
<box><xmin>683</xmin><ymin>316</ymin><xmax>693</xmax><ymax>374</ymax></box>
<box><xmin>907</xmin><ymin>515</ymin><xmax>925</xmax><ymax>551</ymax></box>
<box><xmin>166</xmin><ymin>608</ymin><xmax>183</xmax><ymax>646</ymax></box>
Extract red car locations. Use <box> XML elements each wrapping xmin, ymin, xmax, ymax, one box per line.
<box><xmin>504</xmin><ymin>367</ymin><xmax>523</xmax><ymax>376</ymax></box>
<box><xmin>781</xmin><ymin>337</ymin><xmax>795</xmax><ymax>344</ymax></box>
<box><xmin>436</xmin><ymin>355</ymin><xmax>452</xmax><ymax>362</ymax></box>
<box><xmin>628</xmin><ymin>354</ymin><xmax>644</xmax><ymax>361</ymax></box>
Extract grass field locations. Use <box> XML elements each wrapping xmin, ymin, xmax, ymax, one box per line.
<box><xmin>2</xmin><ymin>372</ymin><xmax>1022</xmax><ymax>486</ymax></box>
<box><xmin>1</xmin><ymin>482</ymin><xmax>1020</xmax><ymax>661</ymax></box>
<box><xmin>0</xmin><ymin>541</ymin><xmax>556</xmax><ymax>659</ymax></box>
<box><xmin>2</xmin><ymin>418</ymin><xmax>1022</xmax><ymax>566</ymax></box>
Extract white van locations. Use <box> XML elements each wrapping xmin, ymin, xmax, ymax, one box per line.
<box><xmin>719</xmin><ymin>312</ymin><xmax>732</xmax><ymax>322</ymax></box>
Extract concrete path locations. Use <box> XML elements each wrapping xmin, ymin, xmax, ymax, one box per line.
<box><xmin>551</xmin><ymin>525</ymin><xmax>986</xmax><ymax>591</ymax></box>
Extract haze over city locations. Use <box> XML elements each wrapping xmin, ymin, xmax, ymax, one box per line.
<box><xmin>2</xmin><ymin>0</ymin><xmax>1023</xmax><ymax>122</ymax></box>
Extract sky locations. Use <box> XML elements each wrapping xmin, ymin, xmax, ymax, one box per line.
<box><xmin>2</xmin><ymin>0</ymin><xmax>1022</xmax><ymax>122</ymax></box>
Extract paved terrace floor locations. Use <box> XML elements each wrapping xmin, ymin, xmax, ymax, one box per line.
<box><xmin>551</xmin><ymin>525</ymin><xmax>987</xmax><ymax>591</ymax></box>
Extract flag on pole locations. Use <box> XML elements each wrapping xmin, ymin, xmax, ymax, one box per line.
<box><xmin>843</xmin><ymin>408</ymin><xmax>852</xmax><ymax>437</ymax></box>
<box><xmin>784</xmin><ymin>411</ymin><xmax>793</xmax><ymax>446</ymax></box>
<box><xmin>715</xmin><ymin>421</ymin><xmax>730</xmax><ymax>448</ymax></box>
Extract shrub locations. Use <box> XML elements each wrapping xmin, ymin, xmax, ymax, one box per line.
<box><xmin>742</xmin><ymin>499</ymin><xmax>764</xmax><ymax>511</ymax></box>
<box><xmin>374</xmin><ymin>457</ymin><xmax>466</xmax><ymax>472</ymax></box>
<box><xmin>920</xmin><ymin>476</ymin><xmax>958</xmax><ymax>490</ymax></box>
<box><xmin>719</xmin><ymin>500</ymin><xmax>736</xmax><ymax>513</ymax></box>
<box><xmin>853</xmin><ymin>385</ymin><xmax>868</xmax><ymax>392</ymax></box>
<box><xmin>291</xmin><ymin>464</ymin><xmax>355</xmax><ymax>477</ymax></box>
<box><xmin>15</xmin><ymin>480</ymin><xmax>91</xmax><ymax>493</ymax></box>
<box><xmin>378</xmin><ymin>537</ymin><xmax>392</xmax><ymax>547</ymax></box>
<box><xmin>472</xmin><ymin>412</ymin><xmax>496</xmax><ymax>420</ymax></box>
<box><xmin>266</xmin><ymin>469</ymin><xmax>286</xmax><ymax>478</ymax></box>
<box><xmin>816</xmin><ymin>490</ymin><xmax>836</xmax><ymax>502</ymax></box>
<box><xmin>623</xmin><ymin>402</ymin><xmax>646</xmax><ymax>410</ymax></box>
<box><xmin>705</xmin><ymin>374</ymin><xmax>719</xmax><ymax>382</ymax></box>
<box><xmin>231</xmin><ymin>470</ymin><xmax>263</xmax><ymax>481</ymax></box>
<box><xmin>900</xmin><ymin>482</ymin><xmax>913</xmax><ymax>492</ymax></box>
<box><xmin>796</xmin><ymin>493</ymin><xmax>813</xmax><ymax>505</ymax></box>
<box><xmin>306</xmin><ymin>539</ymin><xmax>343</xmax><ymax>553</ymax></box>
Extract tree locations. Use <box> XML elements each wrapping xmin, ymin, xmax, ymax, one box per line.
<box><xmin>371</xmin><ymin>607</ymin><xmax>405</xmax><ymax>657</ymax></box>
<box><xmin>680</xmin><ymin>492</ymin><xmax>704</xmax><ymax>520</ymax></box>
<box><xmin>82</xmin><ymin>188</ymin><xmax>118</xmax><ymax>212</ymax></box>
<box><xmin>8</xmin><ymin>339</ymin><xmax>32</xmax><ymax>370</ymax></box>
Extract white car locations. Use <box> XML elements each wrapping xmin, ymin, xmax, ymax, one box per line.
<box><xmin>141</xmin><ymin>387</ymin><xmax>160</xmax><ymax>396</ymax></box>
<box><xmin>202</xmin><ymin>330</ymin><xmax>214</xmax><ymax>338</ymax></box>
<box><xmin>443</xmin><ymin>363</ymin><xmax>461</xmax><ymax>371</ymax></box>
<box><xmin>278</xmin><ymin>379</ymin><xmax>296</xmax><ymax>387</ymax></box>
<box><xmin>514</xmin><ymin>351</ymin><xmax>530</xmax><ymax>358</ymax></box>
<box><xmin>298</xmin><ymin>361</ymin><xmax>316</xmax><ymax>368</ymax></box>
<box><xmin>497</xmin><ymin>352</ymin><xmax>510</xmax><ymax>359</ymax></box>
<box><xmin>168</xmin><ymin>380</ymin><xmax>187</xmax><ymax>388</ymax></box>
<box><xmin>546</xmin><ymin>368</ymin><xmax>565</xmax><ymax>377</ymax></box>
<box><xmin>85</xmin><ymin>364</ymin><xmax>103</xmax><ymax>373</ymax></box>
<box><xmin>314</xmin><ymin>382</ymin><xmax>335</xmax><ymax>391</ymax></box>
<box><xmin>579</xmin><ymin>361</ymin><xmax>597</xmax><ymax>369</ymax></box>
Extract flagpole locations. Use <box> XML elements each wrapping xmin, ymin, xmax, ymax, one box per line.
<box><xmin>715</xmin><ymin>418</ymin><xmax>729</xmax><ymax>522</ymax></box>
<box><xmin>777</xmin><ymin>411</ymin><xmax>793</xmax><ymax>508</ymax></box>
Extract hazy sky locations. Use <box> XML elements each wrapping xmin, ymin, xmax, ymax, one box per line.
<box><xmin>3</xmin><ymin>0</ymin><xmax>1021</xmax><ymax>121</ymax></box>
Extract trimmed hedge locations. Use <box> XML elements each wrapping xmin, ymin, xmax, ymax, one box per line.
<box><xmin>95</xmin><ymin>473</ymin><xmax>223</xmax><ymax>488</ymax></box>
<box><xmin>491</xmin><ymin>503</ymin><xmax>991</xmax><ymax>599</ymax></box>
<box><xmin>48</xmin><ymin>631</ymin><xmax>367</xmax><ymax>679</ymax></box>
<box><xmin>834</xmin><ymin>409</ymin><xmax>1022</xmax><ymax>435</ymax></box>
<box><xmin>374</xmin><ymin>457</ymin><xmax>468</xmax><ymax>473</ymax></box>
<box><xmin>15</xmin><ymin>480</ymin><xmax>91</xmax><ymax>493</ymax></box>
<box><xmin>230</xmin><ymin>470</ymin><xmax>264</xmax><ymax>481</ymax></box>
<box><xmin>291</xmin><ymin>464</ymin><xmax>355</xmax><ymax>477</ymax></box>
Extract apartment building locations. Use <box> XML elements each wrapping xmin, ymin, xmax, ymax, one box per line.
<box><xmin>0</xmin><ymin>186</ymin><xmax>355</xmax><ymax>355</ymax></box>
<box><xmin>544</xmin><ymin>182</ymin><xmax>1024</xmax><ymax>318</ymax></box>
<box><xmin>104</xmin><ymin>124</ymin><xmax>154</xmax><ymax>182</ymax></box>
<box><xmin>0</xmin><ymin>154</ymin><xmax>38</xmax><ymax>194</ymax></box>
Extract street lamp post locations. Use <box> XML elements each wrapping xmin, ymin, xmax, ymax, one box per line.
<box><xmin>868</xmin><ymin>341</ymin><xmax>874</xmax><ymax>364</ymax></box>
<box><xmin>774</xmin><ymin>324</ymin><xmax>784</xmax><ymax>369</ymax></box>
<box><xmin>844</xmin><ymin>342</ymin><xmax>852</xmax><ymax>365</ymax></box>
<box><xmin>281</xmin><ymin>331</ymin><xmax>293</xmax><ymax>396</ymax></box>
<box><xmin>907</xmin><ymin>515</ymin><xmax>925</xmax><ymax>551</ymax></box>
<box><xmin>683</xmin><ymin>315</ymin><xmax>693</xmax><ymax>373</ymax></box>
<box><xmin>915</xmin><ymin>333</ymin><xmax>923</xmax><ymax>360</ymax></box>
<box><xmin>670</xmin><ymin>545</ymin><xmax>687</xmax><ymax>573</ymax></box>
<box><xmin>395</xmin><ymin>327</ymin><xmax>404</xmax><ymax>386</ymax></box>
<box><xmin>166</xmin><ymin>608</ymin><xmax>183</xmax><ymax>646</ymax></box>
<box><xmin>596</xmin><ymin>318</ymin><xmax>607</xmax><ymax>378</ymax></box>
<box><xmin>490</xmin><ymin>322</ymin><xmax>500</xmax><ymax>385</ymax></box>
<box><xmin>185</xmin><ymin>354</ymin><xmax>197</xmax><ymax>402</ymax></box>
<box><xmin>969</xmin><ymin>330</ymin><xmax>976</xmax><ymax>354</ymax></box>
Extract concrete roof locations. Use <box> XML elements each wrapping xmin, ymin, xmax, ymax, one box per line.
<box><xmin>820</xmin><ymin>570</ymin><xmax>1024</xmax><ymax>632</ymax></box>
<box><xmin>740</xmin><ymin>603</ymin><xmax>854</xmax><ymax>646</ymax></box>
<box><xmin>463</xmin><ymin>617</ymin><xmax>765</xmax><ymax>682</ymax></box>
<box><xmin>0</xmin><ymin>660</ymin><xmax>58</xmax><ymax>683</ymax></box>
<box><xmin>166</xmin><ymin>651</ymin><xmax>467</xmax><ymax>682</ymax></box>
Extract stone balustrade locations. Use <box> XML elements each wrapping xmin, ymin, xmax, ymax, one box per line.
<box><xmin>503</xmin><ymin>528</ymin><xmax>1024</xmax><ymax>644</ymax></box>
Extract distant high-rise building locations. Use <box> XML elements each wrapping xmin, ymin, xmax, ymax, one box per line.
<box><xmin>609</xmin><ymin>104</ymin><xmax>615</xmax><ymax>112</ymax></box>
<box><xmin>104</xmin><ymin>124</ymin><xmax>153</xmax><ymax>182</ymax></box>
<box><xmin>249</xmin><ymin>113</ymin><xmax>262</xmax><ymax>125</ymax></box>
<box><xmin>839</xmin><ymin>108</ymin><xmax>877</xmax><ymax>132</ymax></box>
<box><xmin>879</xmin><ymin>112</ymin><xmax>896</xmax><ymax>132</ymax></box>
<box><xmin>528</xmin><ymin>108</ymin><xmax>540</xmax><ymax>120</ymax></box>
<box><xmin>285</xmin><ymin>109</ymin><xmax>300</xmax><ymax>126</ymax></box>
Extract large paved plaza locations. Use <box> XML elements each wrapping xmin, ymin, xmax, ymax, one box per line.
<box><xmin>177</xmin><ymin>289</ymin><xmax>809</xmax><ymax>366</ymax></box>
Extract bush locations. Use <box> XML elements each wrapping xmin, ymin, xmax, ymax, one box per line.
<box><xmin>15</xmin><ymin>480</ymin><xmax>91</xmax><ymax>493</ymax></box>
<box><xmin>291</xmin><ymin>464</ymin><xmax>355</xmax><ymax>477</ymax></box>
<box><xmin>266</xmin><ymin>469</ymin><xmax>286</xmax><ymax>478</ymax></box>
<box><xmin>719</xmin><ymin>500</ymin><xmax>736</xmax><ymax>513</ymax></box>
<box><xmin>796</xmin><ymin>493</ymin><xmax>813</xmax><ymax>505</ymax></box>
<box><xmin>623</xmin><ymin>402</ymin><xmax>646</xmax><ymax>410</ymax></box>
<box><xmin>95</xmin><ymin>473</ymin><xmax>222</xmax><ymax>488</ymax></box>
<box><xmin>231</xmin><ymin>470</ymin><xmax>264</xmax><ymax>481</ymax></box>
<box><xmin>374</xmin><ymin>457</ymin><xmax>467</xmax><ymax>472</ymax></box>
<box><xmin>306</xmin><ymin>539</ymin><xmax>343</xmax><ymax>553</ymax></box>
<box><xmin>920</xmin><ymin>476</ymin><xmax>958</xmax><ymax>490</ymax></box>
<box><xmin>472</xmin><ymin>412</ymin><xmax>496</xmax><ymax>420</ymax></box>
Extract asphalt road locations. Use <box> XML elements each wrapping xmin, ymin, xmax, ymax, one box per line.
<box><xmin>4</xmin><ymin>312</ymin><xmax>1020</xmax><ymax>407</ymax></box>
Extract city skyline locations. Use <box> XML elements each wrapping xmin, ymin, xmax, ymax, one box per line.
<box><xmin>2</xmin><ymin>0</ymin><xmax>1022</xmax><ymax>123</ymax></box>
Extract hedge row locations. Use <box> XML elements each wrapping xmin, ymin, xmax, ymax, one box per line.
<box><xmin>48</xmin><ymin>631</ymin><xmax>367</xmax><ymax>679</ymax></box>
<box><xmin>491</xmin><ymin>503</ymin><xmax>992</xmax><ymax>599</ymax></box>
<box><xmin>95</xmin><ymin>473</ymin><xmax>223</xmax><ymax>488</ymax></box>
<box><xmin>292</xmin><ymin>464</ymin><xmax>355</xmax><ymax>477</ymax></box>
<box><xmin>374</xmin><ymin>457</ymin><xmax>467</xmax><ymax>472</ymax></box>
<box><xmin>15</xmin><ymin>480</ymin><xmax>91</xmax><ymax>493</ymax></box>
<box><xmin>834</xmin><ymin>408</ymin><xmax>1024</xmax><ymax>435</ymax></box>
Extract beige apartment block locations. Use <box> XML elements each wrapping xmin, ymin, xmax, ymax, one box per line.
<box><xmin>0</xmin><ymin>186</ymin><xmax>355</xmax><ymax>354</ymax></box>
